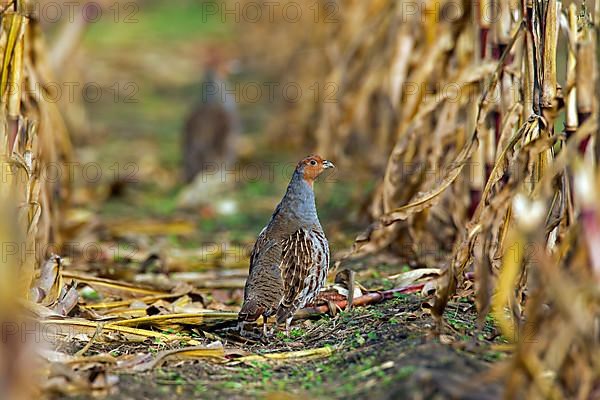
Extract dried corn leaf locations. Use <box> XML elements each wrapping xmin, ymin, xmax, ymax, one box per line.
<box><xmin>133</xmin><ymin>343</ymin><xmax>226</xmax><ymax>372</ymax></box>
<box><xmin>106</xmin><ymin>219</ymin><xmax>195</xmax><ymax>237</ymax></box>
<box><xmin>106</xmin><ymin>311</ymin><xmax>238</xmax><ymax>328</ymax></box>
<box><xmin>232</xmin><ymin>347</ymin><xmax>334</xmax><ymax>363</ymax></box>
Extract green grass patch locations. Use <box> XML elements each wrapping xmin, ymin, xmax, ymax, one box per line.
<box><xmin>86</xmin><ymin>0</ymin><xmax>230</xmax><ymax>47</ymax></box>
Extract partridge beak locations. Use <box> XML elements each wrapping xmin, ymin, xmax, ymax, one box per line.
<box><xmin>323</xmin><ymin>160</ymin><xmax>335</xmax><ymax>169</ymax></box>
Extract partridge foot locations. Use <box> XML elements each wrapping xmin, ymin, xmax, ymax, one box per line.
<box><xmin>262</xmin><ymin>316</ymin><xmax>274</xmax><ymax>338</ymax></box>
<box><xmin>238</xmin><ymin>321</ymin><xmax>246</xmax><ymax>336</ymax></box>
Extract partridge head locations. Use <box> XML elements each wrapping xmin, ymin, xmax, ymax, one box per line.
<box><xmin>296</xmin><ymin>155</ymin><xmax>335</xmax><ymax>186</ymax></box>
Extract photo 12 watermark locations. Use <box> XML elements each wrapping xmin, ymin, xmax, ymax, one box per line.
<box><xmin>194</xmin><ymin>161</ymin><xmax>339</xmax><ymax>184</ymax></box>
<box><xmin>21</xmin><ymin>1</ymin><xmax>139</xmax><ymax>24</ymax></box>
<box><xmin>5</xmin><ymin>81</ymin><xmax>140</xmax><ymax>104</ymax></box>
<box><xmin>0</xmin><ymin>240</ymin><xmax>140</xmax><ymax>264</ymax></box>
<box><xmin>201</xmin><ymin>1</ymin><xmax>339</xmax><ymax>24</ymax></box>
<box><xmin>399</xmin><ymin>1</ymin><xmax>510</xmax><ymax>24</ymax></box>
<box><xmin>0</xmin><ymin>161</ymin><xmax>139</xmax><ymax>185</ymax></box>
<box><xmin>201</xmin><ymin>81</ymin><xmax>339</xmax><ymax>104</ymax></box>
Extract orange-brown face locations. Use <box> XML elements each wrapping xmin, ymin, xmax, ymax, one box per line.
<box><xmin>297</xmin><ymin>155</ymin><xmax>335</xmax><ymax>185</ymax></box>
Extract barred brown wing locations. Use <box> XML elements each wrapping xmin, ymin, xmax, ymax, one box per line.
<box><xmin>278</xmin><ymin>228</ymin><xmax>329</xmax><ymax>313</ymax></box>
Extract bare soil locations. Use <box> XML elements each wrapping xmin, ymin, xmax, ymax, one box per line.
<box><xmin>57</xmin><ymin>294</ymin><xmax>505</xmax><ymax>400</ymax></box>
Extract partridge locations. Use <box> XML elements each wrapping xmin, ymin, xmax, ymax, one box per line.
<box><xmin>182</xmin><ymin>52</ymin><xmax>240</xmax><ymax>183</ymax></box>
<box><xmin>238</xmin><ymin>155</ymin><xmax>335</xmax><ymax>335</ymax></box>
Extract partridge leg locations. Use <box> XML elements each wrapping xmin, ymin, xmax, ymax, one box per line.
<box><xmin>262</xmin><ymin>315</ymin><xmax>270</xmax><ymax>338</ymax></box>
<box><xmin>285</xmin><ymin>317</ymin><xmax>293</xmax><ymax>336</ymax></box>
<box><xmin>326</xmin><ymin>300</ymin><xmax>338</xmax><ymax>317</ymax></box>
<box><xmin>238</xmin><ymin>321</ymin><xmax>246</xmax><ymax>336</ymax></box>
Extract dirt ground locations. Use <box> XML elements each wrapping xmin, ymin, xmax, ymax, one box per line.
<box><xmin>54</xmin><ymin>292</ymin><xmax>506</xmax><ymax>400</ymax></box>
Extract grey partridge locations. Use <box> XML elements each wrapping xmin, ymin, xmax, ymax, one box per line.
<box><xmin>182</xmin><ymin>53</ymin><xmax>240</xmax><ymax>183</ymax></box>
<box><xmin>238</xmin><ymin>155</ymin><xmax>335</xmax><ymax>335</ymax></box>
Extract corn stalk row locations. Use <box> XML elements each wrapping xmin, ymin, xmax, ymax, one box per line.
<box><xmin>241</xmin><ymin>0</ymin><xmax>600</xmax><ymax>396</ymax></box>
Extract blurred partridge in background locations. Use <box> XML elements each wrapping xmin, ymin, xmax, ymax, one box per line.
<box><xmin>182</xmin><ymin>48</ymin><xmax>241</xmax><ymax>183</ymax></box>
<box><xmin>238</xmin><ymin>155</ymin><xmax>335</xmax><ymax>335</ymax></box>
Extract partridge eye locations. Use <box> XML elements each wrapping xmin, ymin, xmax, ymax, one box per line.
<box><xmin>310</xmin><ymin>160</ymin><xmax>317</xmax><ymax>166</ymax></box>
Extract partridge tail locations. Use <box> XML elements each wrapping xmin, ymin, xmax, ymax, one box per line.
<box><xmin>238</xmin><ymin>299</ymin><xmax>264</xmax><ymax>322</ymax></box>
<box><xmin>276</xmin><ymin>305</ymin><xmax>293</xmax><ymax>325</ymax></box>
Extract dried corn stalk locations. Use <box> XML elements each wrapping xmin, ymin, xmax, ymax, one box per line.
<box><xmin>0</xmin><ymin>0</ymin><xmax>72</xmax><ymax>297</ymax></box>
<box><xmin>244</xmin><ymin>0</ymin><xmax>600</xmax><ymax>396</ymax></box>
<box><xmin>0</xmin><ymin>1</ymin><xmax>73</xmax><ymax>396</ymax></box>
